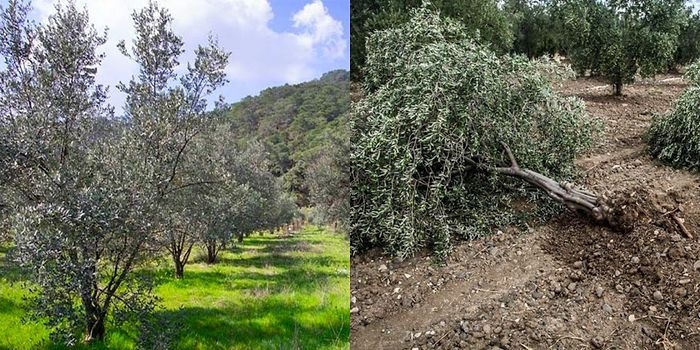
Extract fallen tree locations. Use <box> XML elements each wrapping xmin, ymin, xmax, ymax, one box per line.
<box><xmin>350</xmin><ymin>6</ymin><xmax>601</xmax><ymax>260</ymax></box>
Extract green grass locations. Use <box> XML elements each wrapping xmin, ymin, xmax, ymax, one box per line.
<box><xmin>0</xmin><ymin>226</ymin><xmax>350</xmax><ymax>350</ymax></box>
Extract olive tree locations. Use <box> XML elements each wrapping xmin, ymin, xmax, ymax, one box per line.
<box><xmin>117</xmin><ymin>2</ymin><xmax>229</xmax><ymax>279</ymax></box>
<box><xmin>646</xmin><ymin>60</ymin><xmax>700</xmax><ymax>171</ymax></box>
<box><xmin>305</xmin><ymin>126</ymin><xmax>350</xmax><ymax>231</ymax></box>
<box><xmin>0</xmin><ymin>0</ymin><xmax>228</xmax><ymax>343</ymax></box>
<box><xmin>188</xmin><ymin>125</ymin><xmax>296</xmax><ymax>263</ymax></box>
<box><xmin>351</xmin><ymin>7</ymin><xmax>599</xmax><ymax>260</ymax></box>
<box><xmin>0</xmin><ymin>0</ymin><xmax>161</xmax><ymax>344</ymax></box>
<box><xmin>674</xmin><ymin>9</ymin><xmax>700</xmax><ymax>68</ymax></box>
<box><xmin>559</xmin><ymin>0</ymin><xmax>686</xmax><ymax>95</ymax></box>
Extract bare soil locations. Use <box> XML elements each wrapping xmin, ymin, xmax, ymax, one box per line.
<box><xmin>350</xmin><ymin>75</ymin><xmax>700</xmax><ymax>350</ymax></box>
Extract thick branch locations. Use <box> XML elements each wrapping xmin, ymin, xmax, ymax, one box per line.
<box><xmin>467</xmin><ymin>143</ymin><xmax>611</xmax><ymax>225</ymax></box>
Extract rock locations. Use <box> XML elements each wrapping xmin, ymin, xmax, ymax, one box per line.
<box><xmin>483</xmin><ymin>325</ymin><xmax>492</xmax><ymax>334</ymax></box>
<box><xmin>694</xmin><ymin>260</ymin><xmax>700</xmax><ymax>271</ymax></box>
<box><xmin>602</xmin><ymin>303</ymin><xmax>613</xmax><ymax>313</ymax></box>
<box><xmin>532</xmin><ymin>291</ymin><xmax>543</xmax><ymax>299</ymax></box>
<box><xmin>595</xmin><ymin>286</ymin><xmax>604</xmax><ymax>298</ymax></box>
<box><xmin>675</xmin><ymin>287</ymin><xmax>687</xmax><ymax>297</ymax></box>
<box><xmin>350</xmin><ymin>307</ymin><xmax>359</xmax><ymax>314</ymax></box>
<box><xmin>631</xmin><ymin>256</ymin><xmax>640</xmax><ymax>264</ymax></box>
<box><xmin>628</xmin><ymin>314</ymin><xmax>636</xmax><ymax>322</ymax></box>
<box><xmin>461</xmin><ymin>323</ymin><xmax>469</xmax><ymax>334</ymax></box>
<box><xmin>591</xmin><ymin>336</ymin><xmax>604</xmax><ymax>348</ymax></box>
<box><xmin>649</xmin><ymin>306</ymin><xmax>657</xmax><ymax>312</ymax></box>
<box><xmin>679</xmin><ymin>279</ymin><xmax>691</xmax><ymax>285</ymax></box>
<box><xmin>494</xmin><ymin>326</ymin><xmax>502</xmax><ymax>334</ymax></box>
<box><xmin>404</xmin><ymin>273</ymin><xmax>412</xmax><ymax>279</ymax></box>
<box><xmin>653</xmin><ymin>291</ymin><xmax>663</xmax><ymax>301</ymax></box>
<box><xmin>671</xmin><ymin>234</ymin><xmax>682</xmax><ymax>242</ymax></box>
<box><xmin>414</xmin><ymin>332</ymin><xmax>421</xmax><ymax>338</ymax></box>
<box><xmin>393</xmin><ymin>287</ymin><xmax>401</xmax><ymax>293</ymax></box>
<box><xmin>567</xmin><ymin>282</ymin><xmax>577</xmax><ymax>291</ymax></box>
<box><xmin>573</xmin><ymin>261</ymin><xmax>583</xmax><ymax>269</ymax></box>
<box><xmin>378</xmin><ymin>264</ymin><xmax>388</xmax><ymax>272</ymax></box>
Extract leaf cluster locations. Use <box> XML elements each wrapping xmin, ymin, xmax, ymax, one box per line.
<box><xmin>646</xmin><ymin>60</ymin><xmax>700</xmax><ymax>171</ymax></box>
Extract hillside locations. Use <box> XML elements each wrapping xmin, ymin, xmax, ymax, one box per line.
<box><xmin>226</xmin><ymin>70</ymin><xmax>350</xmax><ymax>204</ymax></box>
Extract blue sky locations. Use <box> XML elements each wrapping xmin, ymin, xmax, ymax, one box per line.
<box><xmin>1</xmin><ymin>0</ymin><xmax>349</xmax><ymax>111</ymax></box>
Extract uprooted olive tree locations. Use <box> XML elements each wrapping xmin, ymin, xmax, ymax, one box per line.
<box><xmin>646</xmin><ymin>60</ymin><xmax>700</xmax><ymax>172</ymax></box>
<box><xmin>350</xmin><ymin>7</ymin><xmax>604</xmax><ymax>260</ymax></box>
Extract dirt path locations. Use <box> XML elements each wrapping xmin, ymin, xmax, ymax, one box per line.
<box><xmin>351</xmin><ymin>75</ymin><xmax>700</xmax><ymax>350</ymax></box>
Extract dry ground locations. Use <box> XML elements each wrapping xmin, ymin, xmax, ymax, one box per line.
<box><xmin>350</xmin><ymin>75</ymin><xmax>700</xmax><ymax>350</ymax></box>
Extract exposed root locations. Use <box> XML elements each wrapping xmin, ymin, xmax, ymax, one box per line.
<box><xmin>467</xmin><ymin>143</ymin><xmax>694</xmax><ymax>236</ymax></box>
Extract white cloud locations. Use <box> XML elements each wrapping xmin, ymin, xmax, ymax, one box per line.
<box><xmin>293</xmin><ymin>0</ymin><xmax>346</xmax><ymax>59</ymax></box>
<box><xmin>30</xmin><ymin>0</ymin><xmax>347</xmax><ymax>109</ymax></box>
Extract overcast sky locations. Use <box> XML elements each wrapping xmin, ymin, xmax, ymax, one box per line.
<box><xmin>1</xmin><ymin>0</ymin><xmax>349</xmax><ymax>112</ymax></box>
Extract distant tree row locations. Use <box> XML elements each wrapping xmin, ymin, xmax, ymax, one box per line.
<box><xmin>0</xmin><ymin>0</ymin><xmax>296</xmax><ymax>346</ymax></box>
<box><xmin>352</xmin><ymin>0</ymin><xmax>700</xmax><ymax>95</ymax></box>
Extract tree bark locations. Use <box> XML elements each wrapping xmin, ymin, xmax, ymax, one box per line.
<box><xmin>174</xmin><ymin>259</ymin><xmax>184</xmax><ymax>279</ymax></box>
<box><xmin>237</xmin><ymin>232</ymin><xmax>244</xmax><ymax>243</ymax></box>
<box><xmin>467</xmin><ymin>143</ymin><xmax>613</xmax><ymax>226</ymax></box>
<box><xmin>614</xmin><ymin>82</ymin><xmax>623</xmax><ymax>96</ymax></box>
<box><xmin>205</xmin><ymin>240</ymin><xmax>219</xmax><ymax>264</ymax></box>
<box><xmin>82</xmin><ymin>303</ymin><xmax>106</xmax><ymax>343</ymax></box>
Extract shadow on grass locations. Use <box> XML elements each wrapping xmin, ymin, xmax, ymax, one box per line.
<box><xmin>0</xmin><ymin>245</ymin><xmax>25</xmax><ymax>283</ymax></box>
<box><xmin>154</xmin><ymin>299</ymin><xmax>349</xmax><ymax>349</ymax></box>
<box><xmin>0</xmin><ymin>294</ymin><xmax>20</xmax><ymax>315</ymax></box>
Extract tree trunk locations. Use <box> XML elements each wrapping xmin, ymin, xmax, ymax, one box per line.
<box><xmin>83</xmin><ymin>307</ymin><xmax>106</xmax><ymax>343</ymax></box>
<box><xmin>614</xmin><ymin>82</ymin><xmax>623</xmax><ymax>96</ymax></box>
<box><xmin>206</xmin><ymin>243</ymin><xmax>217</xmax><ymax>264</ymax></box>
<box><xmin>467</xmin><ymin>143</ymin><xmax>613</xmax><ymax>226</ymax></box>
<box><xmin>237</xmin><ymin>232</ymin><xmax>244</xmax><ymax>243</ymax></box>
<box><xmin>174</xmin><ymin>259</ymin><xmax>184</xmax><ymax>279</ymax></box>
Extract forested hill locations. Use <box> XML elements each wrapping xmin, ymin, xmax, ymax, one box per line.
<box><xmin>226</xmin><ymin>69</ymin><xmax>350</xmax><ymax>204</ymax></box>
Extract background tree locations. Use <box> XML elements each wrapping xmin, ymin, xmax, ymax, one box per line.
<box><xmin>305</xmin><ymin>124</ymin><xmax>350</xmax><ymax>231</ymax></box>
<box><xmin>505</xmin><ymin>0</ymin><xmax>566</xmax><ymax>58</ymax></box>
<box><xmin>674</xmin><ymin>8</ymin><xmax>700</xmax><ymax>68</ymax></box>
<box><xmin>350</xmin><ymin>0</ymin><xmax>513</xmax><ymax>81</ymax></box>
<box><xmin>646</xmin><ymin>60</ymin><xmax>700</xmax><ymax>171</ymax></box>
<box><xmin>559</xmin><ymin>0</ymin><xmax>686</xmax><ymax>95</ymax></box>
<box><xmin>351</xmin><ymin>6</ymin><xmax>598</xmax><ymax>260</ymax></box>
<box><xmin>117</xmin><ymin>2</ymin><xmax>229</xmax><ymax>279</ymax></box>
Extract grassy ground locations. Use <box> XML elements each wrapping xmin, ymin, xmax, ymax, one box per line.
<box><xmin>0</xmin><ymin>225</ymin><xmax>350</xmax><ymax>350</ymax></box>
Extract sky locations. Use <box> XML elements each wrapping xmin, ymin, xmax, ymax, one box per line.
<box><xmin>1</xmin><ymin>0</ymin><xmax>349</xmax><ymax>111</ymax></box>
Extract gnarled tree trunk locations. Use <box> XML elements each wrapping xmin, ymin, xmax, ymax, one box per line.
<box><xmin>82</xmin><ymin>298</ymin><xmax>106</xmax><ymax>343</ymax></box>
<box><xmin>467</xmin><ymin>143</ymin><xmax>614</xmax><ymax>227</ymax></box>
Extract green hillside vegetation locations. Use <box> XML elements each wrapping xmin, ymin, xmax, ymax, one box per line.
<box><xmin>227</xmin><ymin>70</ymin><xmax>350</xmax><ymax>205</ymax></box>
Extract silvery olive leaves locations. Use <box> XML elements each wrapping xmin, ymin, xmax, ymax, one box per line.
<box><xmin>350</xmin><ymin>6</ymin><xmax>600</xmax><ymax>260</ymax></box>
<box><xmin>646</xmin><ymin>61</ymin><xmax>700</xmax><ymax>172</ymax></box>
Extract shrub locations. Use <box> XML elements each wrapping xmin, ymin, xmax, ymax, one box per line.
<box><xmin>350</xmin><ymin>7</ymin><xmax>599</xmax><ymax>260</ymax></box>
<box><xmin>646</xmin><ymin>61</ymin><xmax>700</xmax><ymax>171</ymax></box>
